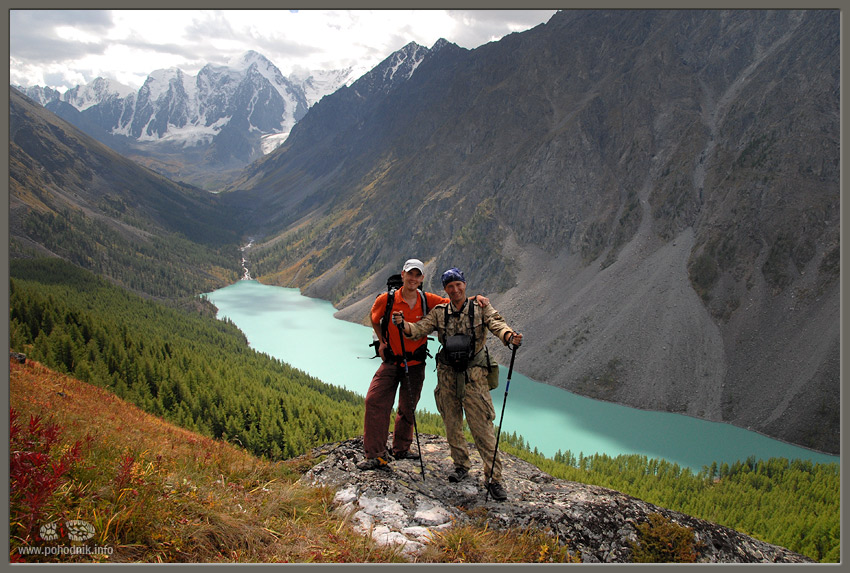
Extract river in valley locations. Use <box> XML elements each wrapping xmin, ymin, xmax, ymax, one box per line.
<box><xmin>204</xmin><ymin>279</ymin><xmax>839</xmax><ymax>472</ymax></box>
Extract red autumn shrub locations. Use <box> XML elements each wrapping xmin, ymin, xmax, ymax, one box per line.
<box><xmin>9</xmin><ymin>408</ymin><xmax>84</xmax><ymax>541</ymax></box>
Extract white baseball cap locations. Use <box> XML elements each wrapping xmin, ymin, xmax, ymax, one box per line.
<box><xmin>403</xmin><ymin>258</ymin><xmax>425</xmax><ymax>273</ymax></box>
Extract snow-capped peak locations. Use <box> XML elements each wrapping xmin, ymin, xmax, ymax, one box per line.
<box><xmin>64</xmin><ymin>77</ymin><xmax>136</xmax><ymax>111</ymax></box>
<box><xmin>228</xmin><ymin>50</ymin><xmax>273</xmax><ymax>71</ymax></box>
<box><xmin>227</xmin><ymin>50</ymin><xmax>291</xmax><ymax>101</ymax></box>
<box><xmin>288</xmin><ymin>65</ymin><xmax>365</xmax><ymax>106</ymax></box>
<box><xmin>350</xmin><ymin>41</ymin><xmax>430</xmax><ymax>97</ymax></box>
<box><xmin>142</xmin><ymin>67</ymin><xmax>190</xmax><ymax>101</ymax></box>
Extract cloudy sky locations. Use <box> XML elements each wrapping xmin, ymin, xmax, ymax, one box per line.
<box><xmin>9</xmin><ymin>10</ymin><xmax>558</xmax><ymax>93</ymax></box>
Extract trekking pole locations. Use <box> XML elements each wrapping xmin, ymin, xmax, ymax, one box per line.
<box><xmin>397</xmin><ymin>323</ymin><xmax>426</xmax><ymax>481</ymax></box>
<box><xmin>485</xmin><ymin>341</ymin><xmax>518</xmax><ymax>502</ymax></box>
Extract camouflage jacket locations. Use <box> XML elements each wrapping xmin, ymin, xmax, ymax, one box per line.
<box><xmin>406</xmin><ymin>300</ymin><xmax>514</xmax><ymax>366</ymax></box>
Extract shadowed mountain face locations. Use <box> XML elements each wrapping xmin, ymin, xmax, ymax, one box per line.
<box><xmin>9</xmin><ymin>87</ymin><xmax>244</xmax><ymax>299</ymax></box>
<box><xmin>223</xmin><ymin>10</ymin><xmax>839</xmax><ymax>453</ymax></box>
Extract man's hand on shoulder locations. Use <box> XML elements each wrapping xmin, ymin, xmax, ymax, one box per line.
<box><xmin>470</xmin><ymin>294</ymin><xmax>490</xmax><ymax>307</ymax></box>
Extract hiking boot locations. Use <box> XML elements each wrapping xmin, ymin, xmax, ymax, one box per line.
<box><xmin>485</xmin><ymin>481</ymin><xmax>508</xmax><ymax>501</ymax></box>
<box><xmin>392</xmin><ymin>450</ymin><xmax>420</xmax><ymax>461</ymax></box>
<box><xmin>448</xmin><ymin>466</ymin><xmax>469</xmax><ymax>483</ymax></box>
<box><xmin>356</xmin><ymin>456</ymin><xmax>391</xmax><ymax>471</ymax></box>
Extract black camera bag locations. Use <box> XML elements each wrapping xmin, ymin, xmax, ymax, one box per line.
<box><xmin>444</xmin><ymin>333</ymin><xmax>473</xmax><ymax>371</ymax></box>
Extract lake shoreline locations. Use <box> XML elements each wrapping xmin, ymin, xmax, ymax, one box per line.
<box><xmin>205</xmin><ymin>280</ymin><xmax>840</xmax><ymax>470</ymax></box>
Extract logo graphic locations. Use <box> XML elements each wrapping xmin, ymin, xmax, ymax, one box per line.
<box><xmin>65</xmin><ymin>520</ymin><xmax>96</xmax><ymax>542</ymax></box>
<box><xmin>39</xmin><ymin>522</ymin><xmax>60</xmax><ymax>542</ymax></box>
<box><xmin>39</xmin><ymin>520</ymin><xmax>95</xmax><ymax>542</ymax></box>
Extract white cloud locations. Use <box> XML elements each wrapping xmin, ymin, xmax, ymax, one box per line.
<box><xmin>54</xmin><ymin>25</ymin><xmax>103</xmax><ymax>44</ymax></box>
<box><xmin>9</xmin><ymin>9</ymin><xmax>557</xmax><ymax>92</ymax></box>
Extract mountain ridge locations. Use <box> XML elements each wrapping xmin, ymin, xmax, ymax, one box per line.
<box><xmin>9</xmin><ymin>86</ymin><xmax>243</xmax><ymax>299</ymax></box>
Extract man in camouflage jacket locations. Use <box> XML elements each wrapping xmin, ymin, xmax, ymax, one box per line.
<box><xmin>393</xmin><ymin>267</ymin><xmax>523</xmax><ymax>501</ymax></box>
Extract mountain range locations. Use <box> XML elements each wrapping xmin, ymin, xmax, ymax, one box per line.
<box><xmin>15</xmin><ymin>50</ymin><xmax>367</xmax><ymax>189</ymax></box>
<box><xmin>9</xmin><ymin>9</ymin><xmax>840</xmax><ymax>455</ymax></box>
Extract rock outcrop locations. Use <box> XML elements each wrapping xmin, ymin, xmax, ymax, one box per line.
<box><xmin>300</xmin><ymin>434</ymin><xmax>813</xmax><ymax>563</ymax></box>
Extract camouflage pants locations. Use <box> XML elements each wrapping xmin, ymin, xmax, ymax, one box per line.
<box><xmin>434</xmin><ymin>364</ymin><xmax>502</xmax><ymax>482</ymax></box>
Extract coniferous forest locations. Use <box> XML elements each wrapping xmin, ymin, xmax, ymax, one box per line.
<box><xmin>9</xmin><ymin>258</ymin><xmax>364</xmax><ymax>459</ymax></box>
<box><xmin>498</xmin><ymin>436</ymin><xmax>840</xmax><ymax>562</ymax></box>
<box><xmin>8</xmin><ymin>258</ymin><xmax>839</xmax><ymax>562</ymax></box>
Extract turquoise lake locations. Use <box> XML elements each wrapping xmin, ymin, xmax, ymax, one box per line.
<box><xmin>204</xmin><ymin>279</ymin><xmax>839</xmax><ymax>472</ymax></box>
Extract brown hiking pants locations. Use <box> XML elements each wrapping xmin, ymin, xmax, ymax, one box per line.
<box><xmin>363</xmin><ymin>361</ymin><xmax>425</xmax><ymax>459</ymax></box>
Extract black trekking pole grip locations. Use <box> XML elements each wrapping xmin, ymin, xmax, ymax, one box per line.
<box><xmin>485</xmin><ymin>342</ymin><xmax>519</xmax><ymax>502</ymax></box>
<box><xmin>504</xmin><ymin>340</ymin><xmax>518</xmax><ymax>392</ymax></box>
<box><xmin>397</xmin><ymin>322</ymin><xmax>426</xmax><ymax>482</ymax></box>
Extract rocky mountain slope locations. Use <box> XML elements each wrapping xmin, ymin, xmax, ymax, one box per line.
<box><xmin>15</xmin><ymin>51</ymin><xmax>364</xmax><ymax>189</ymax></box>
<box><xmin>225</xmin><ymin>10</ymin><xmax>840</xmax><ymax>454</ymax></box>
<box><xmin>301</xmin><ymin>434</ymin><xmax>813</xmax><ymax>563</ymax></box>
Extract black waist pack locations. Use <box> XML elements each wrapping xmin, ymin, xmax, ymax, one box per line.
<box><xmin>443</xmin><ymin>334</ymin><xmax>473</xmax><ymax>372</ymax></box>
